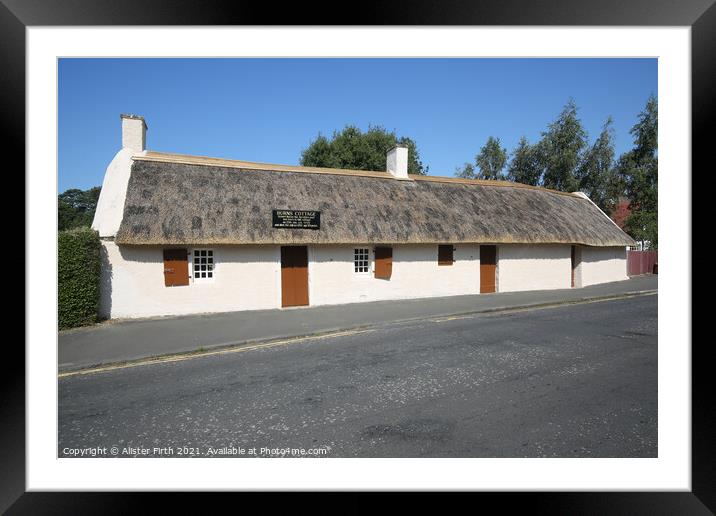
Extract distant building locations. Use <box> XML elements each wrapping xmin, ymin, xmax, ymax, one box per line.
<box><xmin>92</xmin><ymin>115</ymin><xmax>635</xmax><ymax>319</ymax></box>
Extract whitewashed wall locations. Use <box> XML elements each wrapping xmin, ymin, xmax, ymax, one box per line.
<box><xmin>91</xmin><ymin>148</ymin><xmax>137</xmax><ymax>237</ymax></box>
<box><xmin>497</xmin><ymin>244</ymin><xmax>572</xmax><ymax>292</ymax></box>
<box><xmin>578</xmin><ymin>246</ymin><xmax>628</xmax><ymax>287</ymax></box>
<box><xmin>308</xmin><ymin>244</ymin><xmax>480</xmax><ymax>306</ymax></box>
<box><xmin>99</xmin><ymin>241</ymin><xmax>281</xmax><ymax>319</ymax></box>
<box><xmin>100</xmin><ymin>241</ymin><xmax>630</xmax><ymax>319</ymax></box>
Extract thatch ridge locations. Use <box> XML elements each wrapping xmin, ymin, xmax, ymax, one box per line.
<box><xmin>116</xmin><ymin>157</ymin><xmax>635</xmax><ymax>247</ymax></box>
<box><xmin>137</xmin><ymin>151</ymin><xmax>578</xmax><ymax>196</ymax></box>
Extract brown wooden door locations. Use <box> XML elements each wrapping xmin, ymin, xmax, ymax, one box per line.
<box><xmin>480</xmin><ymin>245</ymin><xmax>497</xmax><ymax>293</ymax></box>
<box><xmin>571</xmin><ymin>245</ymin><xmax>576</xmax><ymax>287</ymax></box>
<box><xmin>163</xmin><ymin>249</ymin><xmax>189</xmax><ymax>287</ymax></box>
<box><xmin>281</xmin><ymin>246</ymin><xmax>309</xmax><ymax>307</ymax></box>
<box><xmin>374</xmin><ymin>246</ymin><xmax>393</xmax><ymax>279</ymax></box>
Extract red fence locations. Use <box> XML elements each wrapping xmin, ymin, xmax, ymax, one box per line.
<box><xmin>627</xmin><ymin>250</ymin><xmax>658</xmax><ymax>276</ymax></box>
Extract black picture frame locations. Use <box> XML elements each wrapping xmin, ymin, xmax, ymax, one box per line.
<box><xmin>7</xmin><ymin>0</ymin><xmax>706</xmax><ymax>511</ymax></box>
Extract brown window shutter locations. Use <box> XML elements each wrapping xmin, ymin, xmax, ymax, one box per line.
<box><xmin>438</xmin><ymin>245</ymin><xmax>454</xmax><ymax>266</ymax></box>
<box><xmin>163</xmin><ymin>249</ymin><xmax>189</xmax><ymax>287</ymax></box>
<box><xmin>374</xmin><ymin>246</ymin><xmax>393</xmax><ymax>279</ymax></box>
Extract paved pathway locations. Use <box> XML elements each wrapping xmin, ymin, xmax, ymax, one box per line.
<box><xmin>58</xmin><ymin>275</ymin><xmax>657</xmax><ymax>371</ymax></box>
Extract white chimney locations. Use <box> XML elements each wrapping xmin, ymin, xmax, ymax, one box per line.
<box><xmin>121</xmin><ymin>114</ymin><xmax>147</xmax><ymax>153</ymax></box>
<box><xmin>386</xmin><ymin>145</ymin><xmax>409</xmax><ymax>180</ymax></box>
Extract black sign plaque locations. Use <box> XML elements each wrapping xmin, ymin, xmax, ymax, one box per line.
<box><xmin>272</xmin><ymin>209</ymin><xmax>321</xmax><ymax>230</ymax></box>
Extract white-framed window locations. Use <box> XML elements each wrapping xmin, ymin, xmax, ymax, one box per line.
<box><xmin>192</xmin><ymin>249</ymin><xmax>215</xmax><ymax>281</ymax></box>
<box><xmin>354</xmin><ymin>248</ymin><xmax>370</xmax><ymax>273</ymax></box>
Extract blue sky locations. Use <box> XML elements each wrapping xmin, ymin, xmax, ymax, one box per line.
<box><xmin>58</xmin><ymin>58</ymin><xmax>657</xmax><ymax>191</ymax></box>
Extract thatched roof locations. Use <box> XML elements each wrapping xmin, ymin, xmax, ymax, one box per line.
<box><xmin>115</xmin><ymin>151</ymin><xmax>635</xmax><ymax>247</ymax></box>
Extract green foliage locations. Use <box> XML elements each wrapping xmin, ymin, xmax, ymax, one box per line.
<box><xmin>454</xmin><ymin>162</ymin><xmax>476</xmax><ymax>179</ymax></box>
<box><xmin>453</xmin><ymin>96</ymin><xmax>657</xmax><ymax>248</ymax></box>
<box><xmin>475</xmin><ymin>136</ymin><xmax>508</xmax><ymax>180</ymax></box>
<box><xmin>58</xmin><ymin>227</ymin><xmax>101</xmax><ymax>329</ymax></box>
<box><xmin>300</xmin><ymin>134</ymin><xmax>334</xmax><ymax>169</ymax></box>
<box><xmin>455</xmin><ymin>136</ymin><xmax>508</xmax><ymax>180</ymax></box>
<box><xmin>576</xmin><ymin>117</ymin><xmax>619</xmax><ymax>213</ymax></box>
<box><xmin>540</xmin><ymin>99</ymin><xmax>587</xmax><ymax>192</ymax></box>
<box><xmin>300</xmin><ymin>125</ymin><xmax>427</xmax><ymax>175</ymax></box>
<box><xmin>305</xmin><ymin>100</ymin><xmax>656</xmax><ymax>246</ymax></box>
<box><xmin>617</xmin><ymin>95</ymin><xmax>658</xmax><ymax>248</ymax></box>
<box><xmin>624</xmin><ymin>209</ymin><xmax>658</xmax><ymax>249</ymax></box>
<box><xmin>507</xmin><ymin>136</ymin><xmax>542</xmax><ymax>186</ymax></box>
<box><xmin>620</xmin><ymin>95</ymin><xmax>658</xmax><ymax>212</ymax></box>
<box><xmin>58</xmin><ymin>186</ymin><xmax>101</xmax><ymax>230</ymax></box>
<box><xmin>630</xmin><ymin>95</ymin><xmax>658</xmax><ymax>165</ymax></box>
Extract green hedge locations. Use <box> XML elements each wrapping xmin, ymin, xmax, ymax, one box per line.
<box><xmin>58</xmin><ymin>227</ymin><xmax>101</xmax><ymax>329</ymax></box>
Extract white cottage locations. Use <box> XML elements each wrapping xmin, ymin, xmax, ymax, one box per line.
<box><xmin>92</xmin><ymin>114</ymin><xmax>634</xmax><ymax>319</ymax></box>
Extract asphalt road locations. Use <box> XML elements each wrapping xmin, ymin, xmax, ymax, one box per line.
<box><xmin>58</xmin><ymin>294</ymin><xmax>657</xmax><ymax>458</ymax></box>
<box><xmin>58</xmin><ymin>275</ymin><xmax>657</xmax><ymax>370</ymax></box>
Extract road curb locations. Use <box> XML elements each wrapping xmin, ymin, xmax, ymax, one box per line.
<box><xmin>58</xmin><ymin>289</ymin><xmax>657</xmax><ymax>376</ymax></box>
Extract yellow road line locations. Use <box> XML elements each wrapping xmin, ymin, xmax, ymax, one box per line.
<box><xmin>430</xmin><ymin>315</ymin><xmax>475</xmax><ymax>323</ymax></box>
<box><xmin>485</xmin><ymin>291</ymin><xmax>658</xmax><ymax>315</ymax></box>
<box><xmin>58</xmin><ymin>329</ymin><xmax>372</xmax><ymax>379</ymax></box>
<box><xmin>428</xmin><ymin>292</ymin><xmax>656</xmax><ymax>322</ymax></box>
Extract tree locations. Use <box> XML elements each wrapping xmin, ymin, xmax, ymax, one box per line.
<box><xmin>58</xmin><ymin>186</ymin><xmax>101</xmax><ymax>231</ymax></box>
<box><xmin>299</xmin><ymin>134</ymin><xmax>335</xmax><ymax>168</ymax></box>
<box><xmin>617</xmin><ymin>95</ymin><xmax>658</xmax><ymax>248</ymax></box>
<box><xmin>576</xmin><ymin>117</ymin><xmax>618</xmax><ymax>212</ymax></box>
<box><xmin>540</xmin><ymin>99</ymin><xmax>588</xmax><ymax>192</ymax></box>
<box><xmin>507</xmin><ymin>136</ymin><xmax>542</xmax><ymax>186</ymax></box>
<box><xmin>624</xmin><ymin>209</ymin><xmax>657</xmax><ymax>249</ymax></box>
<box><xmin>454</xmin><ymin>162</ymin><xmax>476</xmax><ymax>179</ymax></box>
<box><xmin>454</xmin><ymin>136</ymin><xmax>507</xmax><ymax>180</ymax></box>
<box><xmin>300</xmin><ymin>125</ymin><xmax>427</xmax><ymax>174</ymax></box>
<box><xmin>474</xmin><ymin>136</ymin><xmax>508</xmax><ymax>180</ymax></box>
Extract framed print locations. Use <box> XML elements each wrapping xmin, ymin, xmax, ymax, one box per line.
<box><xmin>6</xmin><ymin>0</ymin><xmax>709</xmax><ymax>510</ymax></box>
